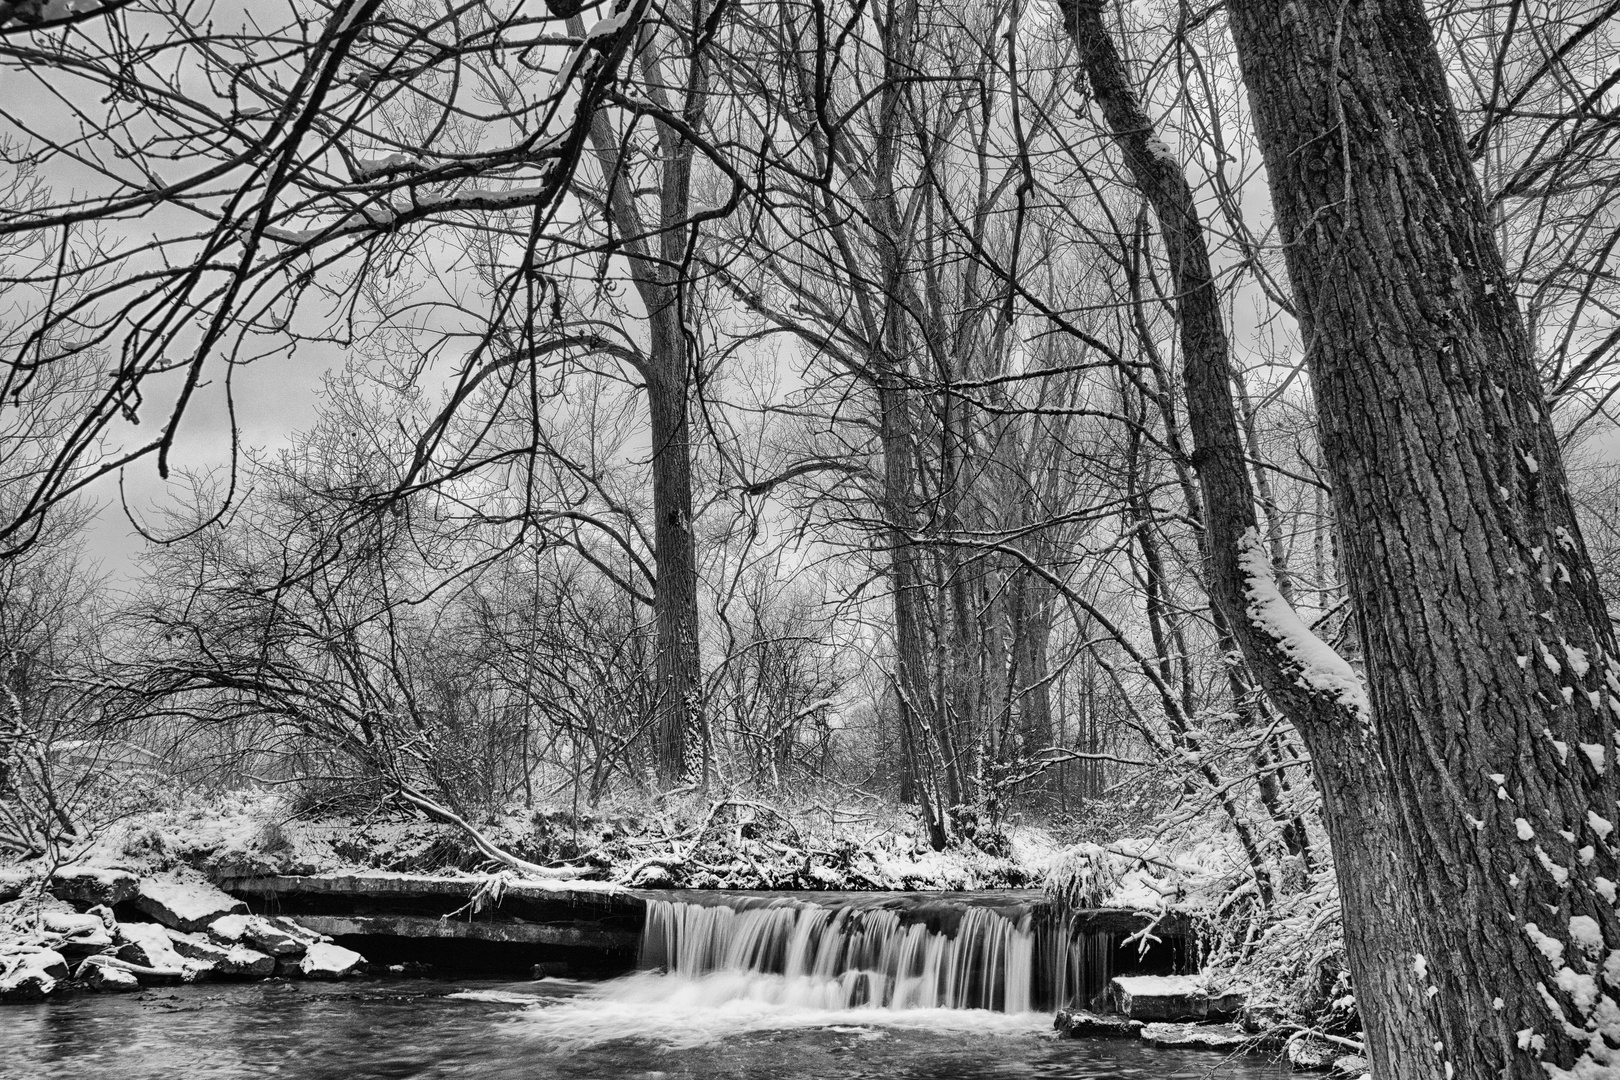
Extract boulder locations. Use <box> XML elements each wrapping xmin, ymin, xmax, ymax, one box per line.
<box><xmin>42</xmin><ymin>910</ymin><xmax>111</xmax><ymax>932</ymax></box>
<box><xmin>1206</xmin><ymin>987</ymin><xmax>1247</xmax><ymax>1018</ymax></box>
<box><xmin>269</xmin><ymin>915</ymin><xmax>331</xmax><ymax>946</ymax></box>
<box><xmin>216</xmin><ymin>945</ymin><xmax>274</xmax><ymax>979</ymax></box>
<box><xmin>115</xmin><ymin>922</ymin><xmax>189</xmax><ymax>971</ymax></box>
<box><xmin>134</xmin><ymin>877</ymin><xmax>247</xmax><ymax>933</ymax></box>
<box><xmin>1287</xmin><ymin>1036</ymin><xmax>1342</xmax><ymax>1071</ymax></box>
<box><xmin>167</xmin><ymin>931</ymin><xmax>232</xmax><ymax>965</ymax></box>
<box><xmin>1054</xmin><ymin>1009</ymin><xmax>1135</xmax><ymax>1037</ymax></box>
<box><xmin>1140</xmin><ymin>1022</ymin><xmax>1250</xmax><ymax>1050</ymax></box>
<box><xmin>206</xmin><ymin>913</ymin><xmax>253</xmax><ymax>943</ymax></box>
<box><xmin>298</xmin><ymin>941</ymin><xmax>365</xmax><ymax>980</ymax></box>
<box><xmin>244</xmin><ymin>917</ymin><xmax>303</xmax><ymax>956</ymax></box>
<box><xmin>0</xmin><ymin>947</ymin><xmax>69</xmax><ymax>1001</ymax></box>
<box><xmin>81</xmin><ymin>954</ymin><xmax>183</xmax><ymax>986</ymax></box>
<box><xmin>51</xmin><ymin>929</ymin><xmax>114</xmax><ymax>959</ymax></box>
<box><xmin>0</xmin><ymin>868</ymin><xmax>30</xmax><ymax>902</ymax></box>
<box><xmin>1107</xmin><ymin>975</ymin><xmax>1209</xmax><ymax>1022</ymax></box>
<box><xmin>76</xmin><ymin>958</ymin><xmax>141</xmax><ymax>993</ymax></box>
<box><xmin>41</xmin><ymin>910</ymin><xmax>115</xmax><ymax>957</ymax></box>
<box><xmin>209</xmin><ymin>913</ymin><xmax>308</xmax><ymax>957</ymax></box>
<box><xmin>47</xmin><ymin>867</ymin><xmax>138</xmax><ymax>907</ymax></box>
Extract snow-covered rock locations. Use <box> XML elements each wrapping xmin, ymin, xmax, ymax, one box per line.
<box><xmin>167</xmin><ymin>930</ymin><xmax>228</xmax><ymax>963</ymax></box>
<box><xmin>170</xmin><ymin>932</ymin><xmax>274</xmax><ymax>979</ymax></box>
<box><xmin>269</xmin><ymin>915</ymin><xmax>330</xmax><ymax>946</ymax></box>
<box><xmin>76</xmin><ymin>958</ymin><xmax>140</xmax><ymax>992</ymax></box>
<box><xmin>216</xmin><ymin>944</ymin><xmax>274</xmax><ymax>979</ymax></box>
<box><xmin>42</xmin><ymin>910</ymin><xmax>109</xmax><ymax>936</ymax></box>
<box><xmin>48</xmin><ymin>867</ymin><xmax>138</xmax><ymax>907</ymax></box>
<box><xmin>1054</xmin><ymin>1008</ymin><xmax>1134</xmax><ymax>1036</ymax></box>
<box><xmin>134</xmin><ymin>877</ymin><xmax>247</xmax><ymax>932</ymax></box>
<box><xmin>115</xmin><ymin>922</ymin><xmax>189</xmax><ymax>971</ymax></box>
<box><xmin>0</xmin><ymin>947</ymin><xmax>69</xmax><ymax>1000</ymax></box>
<box><xmin>297</xmin><ymin>941</ymin><xmax>365</xmax><ymax>979</ymax></box>
<box><xmin>0</xmin><ymin>868</ymin><xmax>30</xmax><ymax>901</ymax></box>
<box><xmin>1108</xmin><ymin>975</ymin><xmax>1210</xmax><ymax>1021</ymax></box>
<box><xmin>1140</xmin><ymin>1022</ymin><xmax>1249</xmax><ymax>1050</ymax></box>
<box><xmin>43</xmin><ymin>913</ymin><xmax>114</xmax><ymax>958</ymax></box>
<box><xmin>1331</xmin><ymin>1054</ymin><xmax>1369</xmax><ymax>1078</ymax></box>
<box><xmin>207</xmin><ymin>914</ymin><xmax>305</xmax><ymax>957</ymax></box>
<box><xmin>82</xmin><ymin>953</ymin><xmax>182</xmax><ymax>986</ymax></box>
<box><xmin>206</xmin><ymin>913</ymin><xmax>252</xmax><ymax>942</ymax></box>
<box><xmin>1287</xmin><ymin>1036</ymin><xmax>1341</xmax><ymax>1071</ymax></box>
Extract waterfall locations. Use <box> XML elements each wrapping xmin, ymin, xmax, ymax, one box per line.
<box><xmin>637</xmin><ymin>895</ymin><xmax>1115</xmax><ymax>1013</ymax></box>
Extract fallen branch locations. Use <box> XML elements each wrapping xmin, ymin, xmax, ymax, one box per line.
<box><xmin>393</xmin><ymin>785</ymin><xmax>593</xmax><ymax>880</ymax></box>
<box><xmin>1281</xmin><ymin>1026</ymin><xmax>1366</xmax><ymax>1053</ymax></box>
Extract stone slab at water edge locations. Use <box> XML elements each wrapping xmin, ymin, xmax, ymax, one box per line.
<box><xmin>1106</xmin><ymin>975</ymin><xmax>1245</xmax><ymax>1021</ymax></box>
<box><xmin>1139</xmin><ymin>1022</ymin><xmax>1249</xmax><ymax>1050</ymax></box>
<box><xmin>133</xmin><ymin>878</ymin><xmax>249</xmax><ymax>933</ymax></box>
<box><xmin>1053</xmin><ymin>1009</ymin><xmax>1135</xmax><ymax>1036</ymax></box>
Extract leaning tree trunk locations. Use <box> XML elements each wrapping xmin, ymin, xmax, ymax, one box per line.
<box><xmin>1221</xmin><ymin>0</ymin><xmax>1620</xmax><ymax>1077</ymax></box>
<box><xmin>1060</xmin><ymin>2</ymin><xmax>1438</xmax><ymax>1074</ymax></box>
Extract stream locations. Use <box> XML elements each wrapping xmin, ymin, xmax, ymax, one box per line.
<box><xmin>0</xmin><ymin>975</ymin><xmax>1287</xmax><ymax>1079</ymax></box>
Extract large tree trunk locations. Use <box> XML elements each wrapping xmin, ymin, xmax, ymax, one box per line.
<box><xmin>1221</xmin><ymin>1</ymin><xmax>1620</xmax><ymax>1077</ymax></box>
<box><xmin>1059</xmin><ymin>2</ymin><xmax>1438</xmax><ymax>1073</ymax></box>
<box><xmin>646</xmin><ymin>317</ymin><xmax>707</xmax><ymax>788</ymax></box>
<box><xmin>582</xmin><ymin>14</ymin><xmax>713</xmax><ymax>790</ymax></box>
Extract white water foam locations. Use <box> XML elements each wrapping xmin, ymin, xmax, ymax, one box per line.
<box><xmin>508</xmin><ymin>970</ymin><xmax>1049</xmax><ymax>1051</ymax></box>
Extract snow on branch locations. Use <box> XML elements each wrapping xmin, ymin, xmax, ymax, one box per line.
<box><xmin>1237</xmin><ymin>527</ymin><xmax>1372</xmax><ymax>723</ymax></box>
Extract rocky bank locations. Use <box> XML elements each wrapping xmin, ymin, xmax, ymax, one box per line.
<box><xmin>1</xmin><ymin>866</ymin><xmax>365</xmax><ymax>1002</ymax></box>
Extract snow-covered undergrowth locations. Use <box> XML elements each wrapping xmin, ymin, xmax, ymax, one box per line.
<box><xmin>63</xmin><ymin>789</ymin><xmax>1061</xmax><ymax>893</ymax></box>
<box><xmin>1043</xmin><ymin>823</ymin><xmax>1351</xmax><ymax>1029</ymax></box>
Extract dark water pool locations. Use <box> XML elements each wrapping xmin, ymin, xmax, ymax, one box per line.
<box><xmin>0</xmin><ymin>976</ymin><xmax>1286</xmax><ymax>1080</ymax></box>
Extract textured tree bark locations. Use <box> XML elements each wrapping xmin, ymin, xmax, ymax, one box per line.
<box><xmin>1220</xmin><ymin>0</ymin><xmax>1620</xmax><ymax>1076</ymax></box>
<box><xmin>645</xmin><ymin>328</ymin><xmax>707</xmax><ymax>788</ymax></box>
<box><xmin>882</xmin><ymin>375</ymin><xmax>952</xmax><ymax>850</ymax></box>
<box><xmin>1009</xmin><ymin>570</ymin><xmax>1055</xmax><ymax>752</ymax></box>
<box><xmin>583</xmin><ymin>14</ymin><xmax>712</xmax><ymax>789</ymax></box>
<box><xmin>1059</xmin><ymin>2</ymin><xmax>1438</xmax><ymax>1075</ymax></box>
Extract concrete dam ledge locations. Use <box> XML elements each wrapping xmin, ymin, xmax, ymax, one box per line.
<box><xmin>216</xmin><ymin>873</ymin><xmax>1193</xmax><ymax>971</ymax></box>
<box><xmin>292</xmin><ymin>914</ymin><xmax>639</xmax><ymax>952</ymax></box>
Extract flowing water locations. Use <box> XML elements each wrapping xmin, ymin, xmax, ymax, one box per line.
<box><xmin>0</xmin><ymin>894</ymin><xmax>1280</xmax><ymax>1079</ymax></box>
<box><xmin>637</xmin><ymin>892</ymin><xmax>1121</xmax><ymax>1012</ymax></box>
<box><xmin>0</xmin><ymin>978</ymin><xmax>1284</xmax><ymax>1080</ymax></box>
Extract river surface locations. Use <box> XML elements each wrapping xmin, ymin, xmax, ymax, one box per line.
<box><xmin>0</xmin><ymin>974</ymin><xmax>1286</xmax><ymax>1080</ymax></box>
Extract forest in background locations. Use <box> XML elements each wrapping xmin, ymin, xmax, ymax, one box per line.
<box><xmin>2</xmin><ymin>0</ymin><xmax>1619</xmax><ymax>1073</ymax></box>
